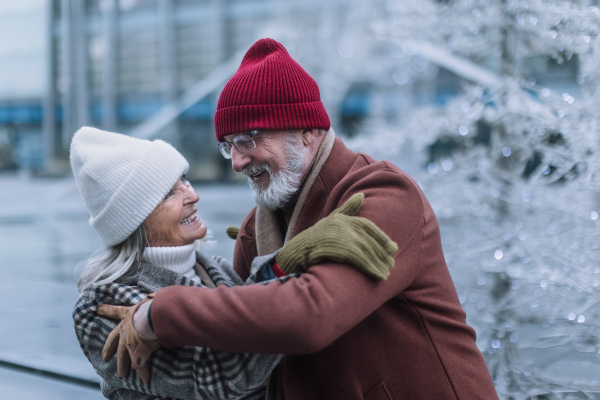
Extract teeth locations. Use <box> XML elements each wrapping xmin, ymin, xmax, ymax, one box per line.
<box><xmin>181</xmin><ymin>212</ymin><xmax>198</xmax><ymax>225</ymax></box>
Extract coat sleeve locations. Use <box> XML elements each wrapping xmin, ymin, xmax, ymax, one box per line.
<box><xmin>152</xmin><ymin>168</ymin><xmax>429</xmax><ymax>354</ymax></box>
<box><xmin>73</xmin><ymin>287</ymin><xmax>281</xmax><ymax>400</ymax></box>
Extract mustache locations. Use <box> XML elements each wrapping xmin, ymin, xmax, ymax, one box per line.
<box><xmin>244</xmin><ymin>163</ymin><xmax>269</xmax><ymax>177</ymax></box>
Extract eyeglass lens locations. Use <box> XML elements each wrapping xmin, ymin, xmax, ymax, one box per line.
<box><xmin>217</xmin><ymin>132</ymin><xmax>259</xmax><ymax>159</ymax></box>
<box><xmin>218</xmin><ymin>143</ymin><xmax>232</xmax><ymax>158</ymax></box>
<box><xmin>233</xmin><ymin>134</ymin><xmax>256</xmax><ymax>152</ymax></box>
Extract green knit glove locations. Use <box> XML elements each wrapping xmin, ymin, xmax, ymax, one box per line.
<box><xmin>226</xmin><ymin>226</ymin><xmax>240</xmax><ymax>240</ymax></box>
<box><xmin>275</xmin><ymin>193</ymin><xmax>398</xmax><ymax>280</ymax></box>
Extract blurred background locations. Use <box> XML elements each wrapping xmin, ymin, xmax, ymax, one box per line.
<box><xmin>1</xmin><ymin>0</ymin><xmax>600</xmax><ymax>398</ymax></box>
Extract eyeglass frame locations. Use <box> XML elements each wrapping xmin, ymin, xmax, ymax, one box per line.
<box><xmin>217</xmin><ymin>130</ymin><xmax>264</xmax><ymax>159</ymax></box>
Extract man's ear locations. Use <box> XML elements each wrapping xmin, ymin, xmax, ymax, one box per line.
<box><xmin>301</xmin><ymin>128</ymin><xmax>320</xmax><ymax>146</ymax></box>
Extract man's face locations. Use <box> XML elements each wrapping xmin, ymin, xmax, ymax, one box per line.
<box><xmin>224</xmin><ymin>130</ymin><xmax>307</xmax><ymax>210</ymax></box>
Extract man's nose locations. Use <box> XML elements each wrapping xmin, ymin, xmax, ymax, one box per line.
<box><xmin>230</xmin><ymin>147</ymin><xmax>252</xmax><ymax>173</ymax></box>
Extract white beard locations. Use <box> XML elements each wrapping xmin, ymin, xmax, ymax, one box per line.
<box><xmin>245</xmin><ymin>137</ymin><xmax>306</xmax><ymax>211</ymax></box>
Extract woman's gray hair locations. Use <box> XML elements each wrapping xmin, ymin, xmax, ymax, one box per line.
<box><xmin>76</xmin><ymin>224</ymin><xmax>147</xmax><ymax>292</ymax></box>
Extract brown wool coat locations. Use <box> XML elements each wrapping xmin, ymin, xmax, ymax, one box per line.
<box><xmin>153</xmin><ymin>137</ymin><xmax>499</xmax><ymax>400</ymax></box>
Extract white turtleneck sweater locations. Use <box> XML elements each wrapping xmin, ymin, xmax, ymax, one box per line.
<box><xmin>142</xmin><ymin>242</ymin><xmax>202</xmax><ymax>285</ymax></box>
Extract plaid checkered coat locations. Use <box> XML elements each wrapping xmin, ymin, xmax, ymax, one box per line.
<box><xmin>73</xmin><ymin>250</ymin><xmax>284</xmax><ymax>400</ymax></box>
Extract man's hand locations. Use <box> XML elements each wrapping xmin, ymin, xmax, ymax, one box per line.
<box><xmin>276</xmin><ymin>193</ymin><xmax>398</xmax><ymax>279</ymax></box>
<box><xmin>226</xmin><ymin>226</ymin><xmax>240</xmax><ymax>240</ymax></box>
<box><xmin>97</xmin><ymin>294</ymin><xmax>160</xmax><ymax>384</ymax></box>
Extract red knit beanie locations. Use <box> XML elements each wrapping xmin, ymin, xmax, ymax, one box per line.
<box><xmin>215</xmin><ymin>38</ymin><xmax>330</xmax><ymax>141</ymax></box>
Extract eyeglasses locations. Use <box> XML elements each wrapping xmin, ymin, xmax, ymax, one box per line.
<box><xmin>217</xmin><ymin>130</ymin><xmax>263</xmax><ymax>159</ymax></box>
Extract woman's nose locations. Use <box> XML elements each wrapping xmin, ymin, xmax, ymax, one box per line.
<box><xmin>185</xmin><ymin>184</ymin><xmax>200</xmax><ymax>203</ymax></box>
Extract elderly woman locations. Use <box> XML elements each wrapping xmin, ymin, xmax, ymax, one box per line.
<box><xmin>70</xmin><ymin>126</ymin><xmax>397</xmax><ymax>400</ymax></box>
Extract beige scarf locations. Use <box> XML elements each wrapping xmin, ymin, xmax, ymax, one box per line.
<box><xmin>260</xmin><ymin>129</ymin><xmax>335</xmax><ymax>400</ymax></box>
<box><xmin>255</xmin><ymin>129</ymin><xmax>336</xmax><ymax>256</ymax></box>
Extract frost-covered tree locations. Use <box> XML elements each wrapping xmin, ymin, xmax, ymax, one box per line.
<box><xmin>272</xmin><ymin>0</ymin><xmax>600</xmax><ymax>398</ymax></box>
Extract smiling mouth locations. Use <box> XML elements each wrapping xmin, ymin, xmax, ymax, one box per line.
<box><xmin>244</xmin><ymin>164</ymin><xmax>269</xmax><ymax>182</ymax></box>
<box><xmin>181</xmin><ymin>212</ymin><xmax>198</xmax><ymax>225</ymax></box>
<box><xmin>250</xmin><ymin>171</ymin><xmax>266</xmax><ymax>181</ymax></box>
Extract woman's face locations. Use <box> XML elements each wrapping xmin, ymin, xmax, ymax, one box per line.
<box><xmin>144</xmin><ymin>176</ymin><xmax>207</xmax><ymax>247</ymax></box>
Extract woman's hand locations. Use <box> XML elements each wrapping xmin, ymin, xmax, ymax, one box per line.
<box><xmin>97</xmin><ymin>294</ymin><xmax>160</xmax><ymax>384</ymax></box>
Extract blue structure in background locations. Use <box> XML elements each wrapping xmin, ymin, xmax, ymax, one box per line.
<box><xmin>0</xmin><ymin>103</ymin><xmax>43</xmax><ymax>125</ymax></box>
<box><xmin>0</xmin><ymin>98</ymin><xmax>215</xmax><ymax>171</ymax></box>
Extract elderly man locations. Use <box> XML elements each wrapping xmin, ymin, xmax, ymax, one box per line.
<box><xmin>107</xmin><ymin>38</ymin><xmax>499</xmax><ymax>399</ymax></box>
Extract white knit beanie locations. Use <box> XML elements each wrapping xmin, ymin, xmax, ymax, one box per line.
<box><xmin>70</xmin><ymin>126</ymin><xmax>189</xmax><ymax>247</ymax></box>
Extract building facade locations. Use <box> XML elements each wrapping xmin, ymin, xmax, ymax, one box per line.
<box><xmin>0</xmin><ymin>0</ymin><xmax>580</xmax><ymax>179</ymax></box>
